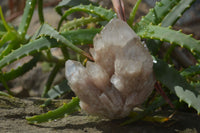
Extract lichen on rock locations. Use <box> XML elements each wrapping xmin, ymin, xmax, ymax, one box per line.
<box><xmin>65</xmin><ymin>18</ymin><xmax>155</xmax><ymax>119</ymax></box>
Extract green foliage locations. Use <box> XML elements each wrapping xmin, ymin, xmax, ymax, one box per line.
<box><xmin>3</xmin><ymin>55</ymin><xmax>40</xmax><ymax>81</ymax></box>
<box><xmin>0</xmin><ymin>0</ymin><xmax>199</xmax><ymax>124</ymax></box>
<box><xmin>122</xmin><ymin>96</ymin><xmax>166</xmax><ymax>125</ymax></box>
<box><xmin>61</xmin><ymin>28</ymin><xmax>101</xmax><ymax>45</ymax></box>
<box><xmin>18</xmin><ymin>0</ymin><xmax>37</xmax><ymax>38</ymax></box>
<box><xmin>0</xmin><ymin>37</ymin><xmax>58</xmax><ymax>69</ymax></box>
<box><xmin>175</xmin><ymin>86</ymin><xmax>200</xmax><ymax>114</ymax></box>
<box><xmin>134</xmin><ymin>0</ymin><xmax>180</xmax><ymax>29</ymax></box>
<box><xmin>45</xmin><ymin>79</ymin><xmax>72</xmax><ymax>99</ymax></box>
<box><xmin>55</xmin><ymin>0</ymin><xmax>96</xmax><ymax>15</ymax></box>
<box><xmin>26</xmin><ymin>97</ymin><xmax>80</xmax><ymax>123</ymax></box>
<box><xmin>58</xmin><ymin>4</ymin><xmax>116</xmax><ymax>30</ymax></box>
<box><xmin>136</xmin><ymin>24</ymin><xmax>200</xmax><ymax>54</ymax></box>
<box><xmin>42</xmin><ymin>62</ymin><xmax>63</xmax><ymax>98</ymax></box>
<box><xmin>127</xmin><ymin>0</ymin><xmax>142</xmax><ymax>26</ymax></box>
<box><xmin>161</xmin><ymin>0</ymin><xmax>195</xmax><ymax>27</ymax></box>
<box><xmin>33</xmin><ymin>24</ymin><xmax>85</xmax><ymax>53</ymax></box>
<box><xmin>181</xmin><ymin>64</ymin><xmax>200</xmax><ymax>77</ymax></box>
<box><xmin>153</xmin><ymin>59</ymin><xmax>196</xmax><ymax>94</ymax></box>
<box><xmin>0</xmin><ymin>90</ymin><xmax>13</xmax><ymax>97</ymax></box>
<box><xmin>60</xmin><ymin>16</ymin><xmax>102</xmax><ymax>31</ymax></box>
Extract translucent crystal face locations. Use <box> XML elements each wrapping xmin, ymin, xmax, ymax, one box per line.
<box><xmin>65</xmin><ymin>18</ymin><xmax>155</xmax><ymax>119</ymax></box>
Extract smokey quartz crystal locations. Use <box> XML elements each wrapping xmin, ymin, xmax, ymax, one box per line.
<box><xmin>65</xmin><ymin>18</ymin><xmax>155</xmax><ymax>119</ymax></box>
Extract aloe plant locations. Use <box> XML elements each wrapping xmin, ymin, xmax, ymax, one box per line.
<box><xmin>0</xmin><ymin>0</ymin><xmax>199</xmax><ymax>124</ymax></box>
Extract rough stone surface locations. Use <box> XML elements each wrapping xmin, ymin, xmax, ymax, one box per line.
<box><xmin>0</xmin><ymin>96</ymin><xmax>200</xmax><ymax>133</ymax></box>
<box><xmin>65</xmin><ymin>19</ymin><xmax>155</xmax><ymax>119</ymax></box>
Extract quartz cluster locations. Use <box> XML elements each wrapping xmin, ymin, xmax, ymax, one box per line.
<box><xmin>65</xmin><ymin>18</ymin><xmax>155</xmax><ymax>119</ymax></box>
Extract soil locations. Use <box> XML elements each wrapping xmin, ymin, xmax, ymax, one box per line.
<box><xmin>0</xmin><ymin>96</ymin><xmax>200</xmax><ymax>133</ymax></box>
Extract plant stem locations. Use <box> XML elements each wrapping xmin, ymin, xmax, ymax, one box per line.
<box><xmin>111</xmin><ymin>0</ymin><xmax>126</xmax><ymax>21</ymax></box>
<box><xmin>38</xmin><ymin>0</ymin><xmax>44</xmax><ymax>24</ymax></box>
<box><xmin>42</xmin><ymin>63</ymin><xmax>61</xmax><ymax>98</ymax></box>
<box><xmin>0</xmin><ymin>91</ymin><xmax>13</xmax><ymax>97</ymax></box>
<box><xmin>127</xmin><ymin>0</ymin><xmax>142</xmax><ymax>26</ymax></box>
<box><xmin>61</xmin><ymin>46</ymin><xmax>70</xmax><ymax>60</ymax></box>
<box><xmin>0</xmin><ymin>72</ymin><xmax>14</xmax><ymax>96</ymax></box>
<box><xmin>0</xmin><ymin>6</ymin><xmax>11</xmax><ymax>31</ymax></box>
<box><xmin>164</xmin><ymin>44</ymin><xmax>177</xmax><ymax>62</ymax></box>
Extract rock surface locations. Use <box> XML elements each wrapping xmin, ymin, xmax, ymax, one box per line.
<box><xmin>0</xmin><ymin>96</ymin><xmax>200</xmax><ymax>133</ymax></box>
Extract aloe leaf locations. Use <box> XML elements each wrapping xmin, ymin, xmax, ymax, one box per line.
<box><xmin>3</xmin><ymin>55</ymin><xmax>40</xmax><ymax>81</ymax></box>
<box><xmin>42</xmin><ymin>63</ymin><xmax>62</xmax><ymax>98</ymax></box>
<box><xmin>161</xmin><ymin>0</ymin><xmax>195</xmax><ymax>27</ymax></box>
<box><xmin>0</xmin><ymin>72</ymin><xmax>13</xmax><ymax>95</ymax></box>
<box><xmin>0</xmin><ymin>42</ymin><xmax>16</xmax><ymax>60</ymax></box>
<box><xmin>181</xmin><ymin>64</ymin><xmax>200</xmax><ymax>77</ymax></box>
<box><xmin>154</xmin><ymin>59</ymin><xmax>200</xmax><ymax>114</ymax></box>
<box><xmin>0</xmin><ymin>27</ymin><xmax>98</xmax><ymax>71</ymax></box>
<box><xmin>191</xmin><ymin>82</ymin><xmax>200</xmax><ymax>92</ymax></box>
<box><xmin>32</xmin><ymin>23</ymin><xmax>92</xmax><ymax>59</ymax></box>
<box><xmin>122</xmin><ymin>96</ymin><xmax>165</xmax><ymax>125</ymax></box>
<box><xmin>0</xmin><ymin>6</ymin><xmax>12</xmax><ymax>31</ymax></box>
<box><xmin>40</xmin><ymin>99</ymin><xmax>52</xmax><ymax>108</ymax></box>
<box><xmin>18</xmin><ymin>0</ymin><xmax>37</xmax><ymax>38</ymax></box>
<box><xmin>61</xmin><ymin>28</ymin><xmax>101</xmax><ymax>45</ymax></box>
<box><xmin>0</xmin><ymin>31</ymin><xmax>5</xmax><ymax>38</ymax></box>
<box><xmin>45</xmin><ymin>79</ymin><xmax>72</xmax><ymax>99</ymax></box>
<box><xmin>0</xmin><ymin>91</ymin><xmax>13</xmax><ymax>97</ymax></box>
<box><xmin>134</xmin><ymin>0</ymin><xmax>186</xmax><ymax>57</ymax></box>
<box><xmin>175</xmin><ymin>86</ymin><xmax>200</xmax><ymax>114</ymax></box>
<box><xmin>153</xmin><ymin>59</ymin><xmax>197</xmax><ymax>94</ymax></box>
<box><xmin>127</xmin><ymin>0</ymin><xmax>142</xmax><ymax>26</ymax></box>
<box><xmin>55</xmin><ymin>0</ymin><xmax>96</xmax><ymax>15</ymax></box>
<box><xmin>60</xmin><ymin>16</ymin><xmax>102</xmax><ymax>31</ymax></box>
<box><xmin>26</xmin><ymin>97</ymin><xmax>80</xmax><ymax>124</ymax></box>
<box><xmin>58</xmin><ymin>4</ymin><xmax>116</xmax><ymax>30</ymax></box>
<box><xmin>136</xmin><ymin>25</ymin><xmax>200</xmax><ymax>54</ymax></box>
<box><xmin>0</xmin><ymin>20</ymin><xmax>6</xmax><ymax>32</ymax></box>
<box><xmin>0</xmin><ymin>7</ymin><xmax>20</xmax><ymax>49</ymax></box>
<box><xmin>0</xmin><ymin>37</ymin><xmax>58</xmax><ymax>69</ymax></box>
<box><xmin>158</xmin><ymin>0</ymin><xmax>195</xmax><ymax>58</ymax></box>
<box><xmin>0</xmin><ymin>42</ymin><xmax>7</xmax><ymax>54</ymax></box>
<box><xmin>134</xmin><ymin>0</ymin><xmax>180</xmax><ymax>31</ymax></box>
<box><xmin>38</xmin><ymin>0</ymin><xmax>44</xmax><ymax>24</ymax></box>
<box><xmin>0</xmin><ymin>31</ymin><xmax>18</xmax><ymax>48</ymax></box>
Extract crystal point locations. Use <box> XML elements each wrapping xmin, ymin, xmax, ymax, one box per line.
<box><xmin>65</xmin><ymin>18</ymin><xmax>155</xmax><ymax>119</ymax></box>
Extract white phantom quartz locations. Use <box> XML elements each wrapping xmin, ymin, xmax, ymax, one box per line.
<box><xmin>65</xmin><ymin>18</ymin><xmax>155</xmax><ymax>119</ymax></box>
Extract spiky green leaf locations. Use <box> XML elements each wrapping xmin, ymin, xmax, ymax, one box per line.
<box><xmin>26</xmin><ymin>97</ymin><xmax>80</xmax><ymax>123</ymax></box>
<box><xmin>18</xmin><ymin>0</ymin><xmax>37</xmax><ymax>37</ymax></box>
<box><xmin>122</xmin><ymin>96</ymin><xmax>165</xmax><ymax>125</ymax></box>
<box><xmin>60</xmin><ymin>16</ymin><xmax>102</xmax><ymax>31</ymax></box>
<box><xmin>45</xmin><ymin>79</ymin><xmax>72</xmax><ymax>99</ymax></box>
<box><xmin>161</xmin><ymin>0</ymin><xmax>195</xmax><ymax>27</ymax></box>
<box><xmin>181</xmin><ymin>64</ymin><xmax>200</xmax><ymax>77</ymax></box>
<box><xmin>61</xmin><ymin>28</ymin><xmax>101</xmax><ymax>45</ymax></box>
<box><xmin>33</xmin><ymin>23</ymin><xmax>91</xmax><ymax>59</ymax></box>
<box><xmin>0</xmin><ymin>91</ymin><xmax>12</xmax><ymax>97</ymax></box>
<box><xmin>0</xmin><ymin>37</ymin><xmax>58</xmax><ymax>69</ymax></box>
<box><xmin>134</xmin><ymin>0</ymin><xmax>180</xmax><ymax>31</ymax></box>
<box><xmin>55</xmin><ymin>0</ymin><xmax>96</xmax><ymax>15</ymax></box>
<box><xmin>136</xmin><ymin>25</ymin><xmax>200</xmax><ymax>54</ymax></box>
<box><xmin>42</xmin><ymin>63</ymin><xmax>62</xmax><ymax>98</ymax></box>
<box><xmin>153</xmin><ymin>59</ymin><xmax>197</xmax><ymax>94</ymax></box>
<box><xmin>58</xmin><ymin>4</ymin><xmax>116</xmax><ymax>29</ymax></box>
<box><xmin>3</xmin><ymin>55</ymin><xmax>40</xmax><ymax>81</ymax></box>
<box><xmin>0</xmin><ymin>20</ymin><xmax>6</xmax><ymax>32</ymax></box>
<box><xmin>175</xmin><ymin>86</ymin><xmax>200</xmax><ymax>114</ymax></box>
